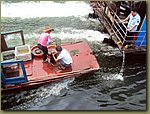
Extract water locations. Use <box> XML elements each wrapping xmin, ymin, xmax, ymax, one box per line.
<box><xmin>1</xmin><ymin>1</ymin><xmax>146</xmax><ymax>110</ymax></box>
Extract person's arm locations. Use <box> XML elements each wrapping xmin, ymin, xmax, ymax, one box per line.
<box><xmin>53</xmin><ymin>51</ymin><xmax>63</xmax><ymax>62</ymax></box>
<box><xmin>127</xmin><ymin>24</ymin><xmax>137</xmax><ymax>32</ymax></box>
<box><xmin>52</xmin><ymin>53</ymin><xmax>58</xmax><ymax>62</ymax></box>
<box><xmin>48</xmin><ymin>38</ymin><xmax>56</xmax><ymax>44</ymax></box>
<box><xmin>121</xmin><ymin>17</ymin><xmax>129</xmax><ymax>23</ymax></box>
<box><xmin>120</xmin><ymin>14</ymin><xmax>130</xmax><ymax>23</ymax></box>
<box><xmin>52</xmin><ymin>50</ymin><xmax>59</xmax><ymax>62</ymax></box>
<box><xmin>48</xmin><ymin>38</ymin><xmax>52</xmax><ymax>44</ymax></box>
<box><xmin>47</xmin><ymin>33</ymin><xmax>55</xmax><ymax>44</ymax></box>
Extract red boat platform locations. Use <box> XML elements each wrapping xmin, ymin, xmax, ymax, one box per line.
<box><xmin>1</xmin><ymin>41</ymin><xmax>100</xmax><ymax>94</ymax></box>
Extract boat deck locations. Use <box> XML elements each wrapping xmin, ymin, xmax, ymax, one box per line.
<box><xmin>27</xmin><ymin>41</ymin><xmax>100</xmax><ymax>81</ymax></box>
<box><xmin>2</xmin><ymin>41</ymin><xmax>100</xmax><ymax>93</ymax></box>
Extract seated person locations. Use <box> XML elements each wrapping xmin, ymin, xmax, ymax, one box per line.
<box><xmin>52</xmin><ymin>46</ymin><xmax>73</xmax><ymax>69</ymax></box>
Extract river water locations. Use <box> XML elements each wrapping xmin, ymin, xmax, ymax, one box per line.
<box><xmin>1</xmin><ymin>1</ymin><xmax>146</xmax><ymax>110</ymax></box>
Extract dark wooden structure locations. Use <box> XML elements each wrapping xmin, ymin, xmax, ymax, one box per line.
<box><xmin>89</xmin><ymin>1</ymin><xmax>146</xmax><ymax>55</ymax></box>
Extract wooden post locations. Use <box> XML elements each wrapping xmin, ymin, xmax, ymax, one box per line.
<box><xmin>20</xmin><ymin>30</ymin><xmax>25</xmax><ymax>45</ymax></box>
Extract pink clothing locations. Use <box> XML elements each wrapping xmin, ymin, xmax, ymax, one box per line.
<box><xmin>37</xmin><ymin>32</ymin><xmax>51</xmax><ymax>47</ymax></box>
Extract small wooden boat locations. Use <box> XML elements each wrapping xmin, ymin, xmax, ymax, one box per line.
<box><xmin>1</xmin><ymin>30</ymin><xmax>100</xmax><ymax>94</ymax></box>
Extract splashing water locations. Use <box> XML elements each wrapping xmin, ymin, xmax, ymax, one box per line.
<box><xmin>1</xmin><ymin>1</ymin><xmax>109</xmax><ymax>44</ymax></box>
<box><xmin>103</xmin><ymin>50</ymin><xmax>124</xmax><ymax>81</ymax></box>
<box><xmin>107</xmin><ymin>50</ymin><xmax>125</xmax><ymax>81</ymax></box>
<box><xmin>6</xmin><ymin>78</ymin><xmax>74</xmax><ymax>110</ymax></box>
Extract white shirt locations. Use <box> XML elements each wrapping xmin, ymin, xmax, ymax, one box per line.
<box><xmin>127</xmin><ymin>13</ymin><xmax>141</xmax><ymax>32</ymax></box>
<box><xmin>57</xmin><ymin>49</ymin><xmax>73</xmax><ymax>64</ymax></box>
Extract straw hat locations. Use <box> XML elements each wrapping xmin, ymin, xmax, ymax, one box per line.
<box><xmin>43</xmin><ymin>26</ymin><xmax>54</xmax><ymax>32</ymax></box>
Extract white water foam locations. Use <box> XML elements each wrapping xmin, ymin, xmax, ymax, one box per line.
<box><xmin>103</xmin><ymin>73</ymin><xmax>124</xmax><ymax>81</ymax></box>
<box><xmin>102</xmin><ymin>51</ymin><xmax>125</xmax><ymax>81</ymax></box>
<box><xmin>2</xmin><ymin>1</ymin><xmax>109</xmax><ymax>42</ymax></box>
<box><xmin>1</xmin><ymin>1</ymin><xmax>93</xmax><ymax>18</ymax></box>
<box><xmin>51</xmin><ymin>28</ymin><xmax>109</xmax><ymax>42</ymax></box>
<box><xmin>9</xmin><ymin>78</ymin><xmax>74</xmax><ymax>110</ymax></box>
<box><xmin>23</xmin><ymin>27</ymin><xmax>109</xmax><ymax>44</ymax></box>
<box><xmin>38</xmin><ymin>78</ymin><xmax>74</xmax><ymax>98</ymax></box>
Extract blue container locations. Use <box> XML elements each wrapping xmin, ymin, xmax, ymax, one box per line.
<box><xmin>135</xmin><ymin>16</ymin><xmax>146</xmax><ymax>46</ymax></box>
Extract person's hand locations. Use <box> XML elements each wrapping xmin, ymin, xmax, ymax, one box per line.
<box><xmin>52</xmin><ymin>39</ymin><xmax>56</xmax><ymax>42</ymax></box>
<box><xmin>127</xmin><ymin>29</ymin><xmax>131</xmax><ymax>32</ymax></box>
<box><xmin>49</xmin><ymin>39</ymin><xmax>56</xmax><ymax>44</ymax></box>
<box><xmin>52</xmin><ymin>50</ymin><xmax>57</xmax><ymax>55</ymax></box>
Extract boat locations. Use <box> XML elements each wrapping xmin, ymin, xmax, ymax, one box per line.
<box><xmin>1</xmin><ymin>30</ymin><xmax>100</xmax><ymax>94</ymax></box>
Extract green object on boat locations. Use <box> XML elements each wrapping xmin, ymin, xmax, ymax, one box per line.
<box><xmin>55</xmin><ymin>38</ymin><xmax>61</xmax><ymax>46</ymax></box>
<box><xmin>70</xmin><ymin>49</ymin><xmax>79</xmax><ymax>56</ymax></box>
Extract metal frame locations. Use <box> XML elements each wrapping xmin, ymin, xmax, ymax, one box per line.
<box><xmin>1</xmin><ymin>30</ymin><xmax>25</xmax><ymax>51</ymax></box>
<box><xmin>1</xmin><ymin>60</ymin><xmax>28</xmax><ymax>85</ymax></box>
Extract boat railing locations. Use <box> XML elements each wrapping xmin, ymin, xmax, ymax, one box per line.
<box><xmin>111</xmin><ymin>14</ymin><xmax>146</xmax><ymax>46</ymax></box>
<box><xmin>92</xmin><ymin>1</ymin><xmax>146</xmax><ymax>47</ymax></box>
<box><xmin>125</xmin><ymin>30</ymin><xmax>146</xmax><ymax>46</ymax></box>
<box><xmin>93</xmin><ymin>1</ymin><xmax>127</xmax><ymax>44</ymax></box>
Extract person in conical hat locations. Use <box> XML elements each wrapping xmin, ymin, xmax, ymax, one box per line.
<box><xmin>43</xmin><ymin>26</ymin><xmax>54</xmax><ymax>32</ymax></box>
<box><xmin>37</xmin><ymin>25</ymin><xmax>55</xmax><ymax>63</ymax></box>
